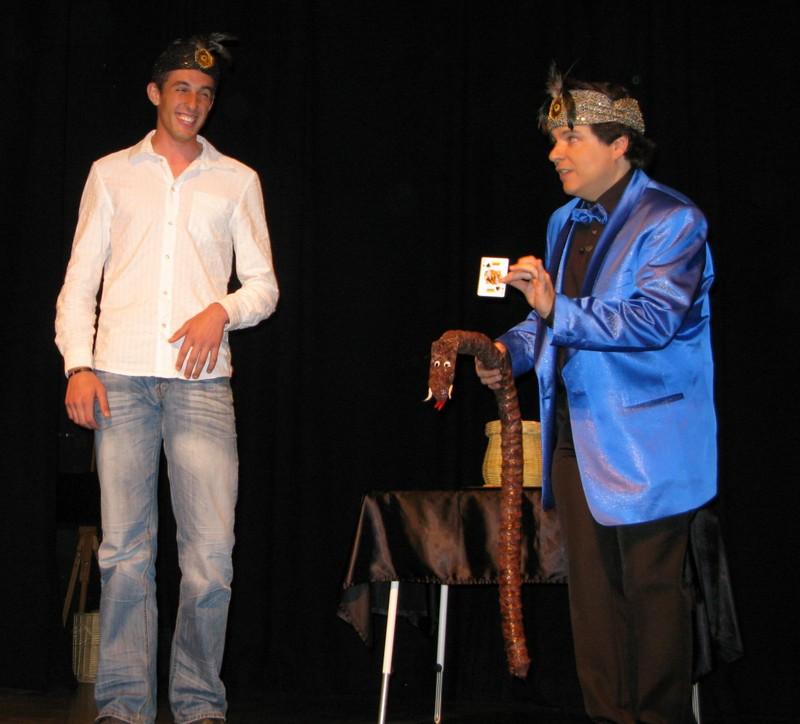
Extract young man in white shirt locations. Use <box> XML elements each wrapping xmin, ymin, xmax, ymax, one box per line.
<box><xmin>55</xmin><ymin>34</ymin><xmax>279</xmax><ymax>724</ymax></box>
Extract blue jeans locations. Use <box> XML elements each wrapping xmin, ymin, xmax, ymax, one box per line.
<box><xmin>93</xmin><ymin>372</ymin><xmax>238</xmax><ymax>724</ymax></box>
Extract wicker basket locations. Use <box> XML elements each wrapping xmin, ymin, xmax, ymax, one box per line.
<box><xmin>72</xmin><ymin>611</ymin><xmax>100</xmax><ymax>683</ymax></box>
<box><xmin>482</xmin><ymin>419</ymin><xmax>542</xmax><ymax>487</ymax></box>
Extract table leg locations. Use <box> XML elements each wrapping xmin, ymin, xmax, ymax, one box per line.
<box><xmin>378</xmin><ymin>581</ymin><xmax>400</xmax><ymax>724</ymax></box>
<box><xmin>692</xmin><ymin>682</ymin><xmax>702</xmax><ymax>723</ymax></box>
<box><xmin>433</xmin><ymin>584</ymin><xmax>449</xmax><ymax>723</ymax></box>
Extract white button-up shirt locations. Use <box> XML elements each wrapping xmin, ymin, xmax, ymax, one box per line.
<box><xmin>56</xmin><ymin>132</ymin><xmax>279</xmax><ymax>379</ymax></box>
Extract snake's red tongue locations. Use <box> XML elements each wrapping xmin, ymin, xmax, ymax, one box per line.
<box><xmin>434</xmin><ymin>399</ymin><xmax>447</xmax><ymax>411</ymax></box>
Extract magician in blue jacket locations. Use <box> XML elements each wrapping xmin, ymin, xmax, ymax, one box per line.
<box><xmin>476</xmin><ymin>69</ymin><xmax>715</xmax><ymax>724</ymax></box>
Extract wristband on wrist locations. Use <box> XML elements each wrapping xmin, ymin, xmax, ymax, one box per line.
<box><xmin>67</xmin><ymin>366</ymin><xmax>93</xmax><ymax>379</ymax></box>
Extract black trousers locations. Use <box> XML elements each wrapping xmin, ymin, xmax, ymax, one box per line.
<box><xmin>552</xmin><ymin>449</ymin><xmax>695</xmax><ymax>724</ymax></box>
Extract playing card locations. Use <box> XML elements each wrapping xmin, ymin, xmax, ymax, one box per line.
<box><xmin>477</xmin><ymin>257</ymin><xmax>509</xmax><ymax>297</ymax></box>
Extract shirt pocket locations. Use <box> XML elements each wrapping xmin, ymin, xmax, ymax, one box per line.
<box><xmin>188</xmin><ymin>191</ymin><xmax>232</xmax><ymax>246</ymax></box>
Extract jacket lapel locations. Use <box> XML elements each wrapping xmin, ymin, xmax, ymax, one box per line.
<box><xmin>548</xmin><ymin>214</ymin><xmax>576</xmax><ymax>289</ymax></box>
<box><xmin>580</xmin><ymin>169</ymin><xmax>650</xmax><ymax>295</ymax></box>
<box><xmin>533</xmin><ymin>215</ymin><xmax>577</xmax><ymax>366</ymax></box>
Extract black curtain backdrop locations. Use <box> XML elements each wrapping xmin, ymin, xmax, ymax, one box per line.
<box><xmin>3</xmin><ymin>1</ymin><xmax>797</xmax><ymax>720</ymax></box>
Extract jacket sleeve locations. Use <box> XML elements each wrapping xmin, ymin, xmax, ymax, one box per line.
<box><xmin>497</xmin><ymin>314</ymin><xmax>541</xmax><ymax>378</ymax></box>
<box><xmin>551</xmin><ymin>204</ymin><xmax>710</xmax><ymax>351</ymax></box>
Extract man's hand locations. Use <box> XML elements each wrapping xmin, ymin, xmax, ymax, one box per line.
<box><xmin>503</xmin><ymin>255</ymin><xmax>555</xmax><ymax>319</ymax></box>
<box><xmin>65</xmin><ymin>371</ymin><xmax>110</xmax><ymax>430</ymax></box>
<box><xmin>474</xmin><ymin>342</ymin><xmax>507</xmax><ymax>390</ymax></box>
<box><xmin>169</xmin><ymin>302</ymin><xmax>230</xmax><ymax>379</ymax></box>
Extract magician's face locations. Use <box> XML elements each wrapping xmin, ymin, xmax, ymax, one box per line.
<box><xmin>146</xmin><ymin>69</ymin><xmax>216</xmax><ymax>145</ymax></box>
<box><xmin>548</xmin><ymin>125</ymin><xmax>629</xmax><ymax>202</ymax></box>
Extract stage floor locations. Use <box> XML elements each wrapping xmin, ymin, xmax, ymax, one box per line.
<box><xmin>0</xmin><ymin>686</ymin><xmax>580</xmax><ymax>723</ymax></box>
<box><xmin>0</xmin><ymin>685</ymin><xmax>788</xmax><ymax>724</ymax></box>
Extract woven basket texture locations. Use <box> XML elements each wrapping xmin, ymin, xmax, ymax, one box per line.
<box><xmin>72</xmin><ymin>611</ymin><xmax>100</xmax><ymax>683</ymax></box>
<box><xmin>482</xmin><ymin>419</ymin><xmax>542</xmax><ymax>487</ymax></box>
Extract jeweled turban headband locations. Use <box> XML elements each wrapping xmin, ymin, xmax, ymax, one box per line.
<box><xmin>545</xmin><ymin>89</ymin><xmax>646</xmax><ymax>135</ymax></box>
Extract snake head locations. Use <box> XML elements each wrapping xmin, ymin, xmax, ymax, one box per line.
<box><xmin>426</xmin><ymin>336</ymin><xmax>458</xmax><ymax>410</ymax></box>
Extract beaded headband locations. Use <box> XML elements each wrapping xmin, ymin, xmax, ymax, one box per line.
<box><xmin>545</xmin><ymin>89</ymin><xmax>645</xmax><ymax>134</ymax></box>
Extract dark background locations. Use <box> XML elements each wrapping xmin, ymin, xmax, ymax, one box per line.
<box><xmin>2</xmin><ymin>1</ymin><xmax>797</xmax><ymax>721</ymax></box>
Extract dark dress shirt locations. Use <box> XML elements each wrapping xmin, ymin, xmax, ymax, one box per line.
<box><xmin>555</xmin><ymin>169</ymin><xmax>634</xmax><ymax>451</ymax></box>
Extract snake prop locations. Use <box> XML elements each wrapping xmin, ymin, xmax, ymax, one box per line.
<box><xmin>425</xmin><ymin>330</ymin><xmax>530</xmax><ymax>679</ymax></box>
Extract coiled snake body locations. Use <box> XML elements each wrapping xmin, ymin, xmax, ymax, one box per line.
<box><xmin>426</xmin><ymin>330</ymin><xmax>530</xmax><ymax>678</ymax></box>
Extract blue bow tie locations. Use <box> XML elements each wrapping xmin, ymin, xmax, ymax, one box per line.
<box><xmin>570</xmin><ymin>203</ymin><xmax>608</xmax><ymax>225</ymax></box>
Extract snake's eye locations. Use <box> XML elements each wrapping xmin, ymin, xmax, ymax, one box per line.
<box><xmin>433</xmin><ymin>360</ymin><xmax>441</xmax><ymax>367</ymax></box>
<box><xmin>443</xmin><ymin>361</ymin><xmax>452</xmax><ymax>368</ymax></box>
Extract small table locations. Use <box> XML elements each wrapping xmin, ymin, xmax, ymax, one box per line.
<box><xmin>337</xmin><ymin>488</ymin><xmax>565</xmax><ymax>723</ymax></box>
<box><xmin>338</xmin><ymin>489</ymin><xmax>740</xmax><ymax>724</ymax></box>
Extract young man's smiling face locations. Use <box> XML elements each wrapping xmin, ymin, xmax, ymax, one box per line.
<box><xmin>548</xmin><ymin>124</ymin><xmax>630</xmax><ymax>202</ymax></box>
<box><xmin>147</xmin><ymin>69</ymin><xmax>216</xmax><ymax>145</ymax></box>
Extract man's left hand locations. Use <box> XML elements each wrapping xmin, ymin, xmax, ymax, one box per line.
<box><xmin>170</xmin><ymin>303</ymin><xmax>230</xmax><ymax>379</ymax></box>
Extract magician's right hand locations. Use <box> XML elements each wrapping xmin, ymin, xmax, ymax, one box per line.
<box><xmin>65</xmin><ymin>371</ymin><xmax>110</xmax><ymax>430</ymax></box>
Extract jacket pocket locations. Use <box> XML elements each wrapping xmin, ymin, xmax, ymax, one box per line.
<box><xmin>622</xmin><ymin>391</ymin><xmax>684</xmax><ymax>411</ymax></box>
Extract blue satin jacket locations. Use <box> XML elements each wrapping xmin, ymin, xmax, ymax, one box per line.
<box><xmin>499</xmin><ymin>169</ymin><xmax>716</xmax><ymax>525</ymax></box>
